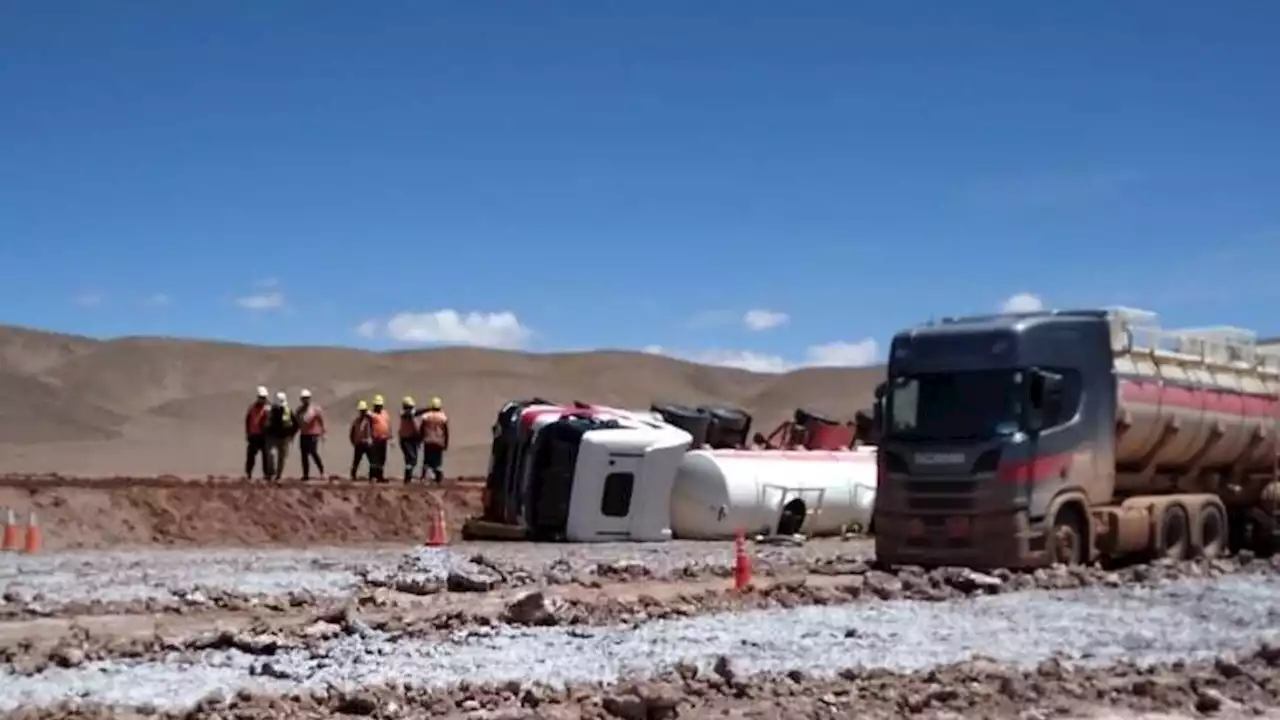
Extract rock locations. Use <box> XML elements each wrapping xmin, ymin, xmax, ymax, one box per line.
<box><xmin>601</xmin><ymin>693</ymin><xmax>647</xmax><ymax>720</ymax></box>
<box><xmin>944</xmin><ymin>568</ymin><xmax>1004</xmax><ymax>593</ymax></box>
<box><xmin>335</xmin><ymin>691</ymin><xmax>379</xmax><ymax>715</ymax></box>
<box><xmin>1195</xmin><ymin>688</ymin><xmax>1229</xmax><ymax>714</ymax></box>
<box><xmin>865</xmin><ymin>571</ymin><xmax>904</xmax><ymax>600</ymax></box>
<box><xmin>505</xmin><ymin>591</ymin><xmax>567</xmax><ymax>626</ymax></box>
<box><xmin>713</xmin><ymin>655</ymin><xmax>738</xmax><ymax>683</ymax></box>
<box><xmin>448</xmin><ymin>567</ymin><xmax>502</xmax><ymax>593</ymax></box>
<box><xmin>596</xmin><ymin>560</ymin><xmax>651</xmax><ymax>580</ymax></box>
<box><xmin>252</xmin><ymin>661</ymin><xmax>299</xmax><ymax>680</ymax></box>
<box><xmin>49</xmin><ymin>645</ymin><xmax>85</xmax><ymax>668</ymax></box>
<box><xmin>301</xmin><ymin>620</ymin><xmax>342</xmax><ymax>639</ymax></box>
<box><xmin>393</xmin><ymin>574</ymin><xmax>446</xmax><ymax>596</ymax></box>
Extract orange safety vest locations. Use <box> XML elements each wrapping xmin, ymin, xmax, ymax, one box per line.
<box><xmin>398</xmin><ymin>411</ymin><xmax>419</xmax><ymax>439</ymax></box>
<box><xmin>245</xmin><ymin>401</ymin><xmax>269</xmax><ymax>436</ymax></box>
<box><xmin>349</xmin><ymin>413</ymin><xmax>373</xmax><ymax>445</ymax></box>
<box><xmin>369</xmin><ymin>409</ymin><xmax>391</xmax><ymax>441</ymax></box>
<box><xmin>419</xmin><ymin>409</ymin><xmax>448</xmax><ymax>447</ymax></box>
<box><xmin>299</xmin><ymin>404</ymin><xmax>325</xmax><ymax>436</ymax></box>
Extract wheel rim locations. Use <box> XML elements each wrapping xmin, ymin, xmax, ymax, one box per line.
<box><xmin>1053</xmin><ymin>523</ymin><xmax>1081</xmax><ymax>565</ymax></box>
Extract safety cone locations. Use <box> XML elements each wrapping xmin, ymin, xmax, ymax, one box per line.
<box><xmin>1</xmin><ymin>509</ymin><xmax>19</xmax><ymax>552</ymax></box>
<box><xmin>733</xmin><ymin>529</ymin><xmax>752</xmax><ymax>591</ymax></box>
<box><xmin>427</xmin><ymin>505</ymin><xmax>448</xmax><ymax>547</ymax></box>
<box><xmin>23</xmin><ymin>511</ymin><xmax>41</xmax><ymax>555</ymax></box>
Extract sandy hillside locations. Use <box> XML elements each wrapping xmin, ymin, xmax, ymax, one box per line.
<box><xmin>0</xmin><ymin>324</ymin><xmax>884</xmax><ymax>477</ymax></box>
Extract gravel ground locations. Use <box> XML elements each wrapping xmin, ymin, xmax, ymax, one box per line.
<box><xmin>0</xmin><ymin>539</ymin><xmax>870</xmax><ymax>613</ymax></box>
<box><xmin>2</xmin><ymin>573</ymin><xmax>1279</xmax><ymax>712</ymax></box>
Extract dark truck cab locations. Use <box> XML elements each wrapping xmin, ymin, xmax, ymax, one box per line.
<box><xmin>872</xmin><ymin>310</ymin><xmax>1115</xmax><ymax>568</ymax></box>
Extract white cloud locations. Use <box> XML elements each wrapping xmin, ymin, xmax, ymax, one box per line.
<box><xmin>362</xmin><ymin>309</ymin><xmax>533</xmax><ymax>349</ymax></box>
<box><xmin>644</xmin><ymin>338</ymin><xmax>880</xmax><ymax>374</ymax></box>
<box><xmin>73</xmin><ymin>291</ymin><xmax>104</xmax><ymax>308</ymax></box>
<box><xmin>742</xmin><ymin>309</ymin><xmax>790</xmax><ymax>332</ymax></box>
<box><xmin>236</xmin><ymin>291</ymin><xmax>286</xmax><ymax>310</ymax></box>
<box><xmin>683</xmin><ymin>309</ymin><xmax>738</xmax><ymax>330</ymax></box>
<box><xmin>143</xmin><ymin>293</ymin><xmax>170</xmax><ymax>307</ymax></box>
<box><xmin>355</xmin><ymin>320</ymin><xmax>378</xmax><ymax>339</ymax></box>
<box><xmin>803</xmin><ymin>339</ymin><xmax>880</xmax><ymax>367</ymax></box>
<box><xmin>1000</xmin><ymin>292</ymin><xmax>1045</xmax><ymax>313</ymax></box>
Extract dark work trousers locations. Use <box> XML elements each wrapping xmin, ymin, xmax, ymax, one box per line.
<box><xmin>421</xmin><ymin>444</ymin><xmax>445</xmax><ymax>484</ymax></box>
<box><xmin>400</xmin><ymin>438</ymin><xmax>420</xmax><ymax>483</ymax></box>
<box><xmin>369</xmin><ymin>439</ymin><xmax>389</xmax><ymax>482</ymax></box>
<box><xmin>245</xmin><ymin>435</ymin><xmax>271</xmax><ymax>479</ymax></box>
<box><xmin>350</xmin><ymin>444</ymin><xmax>370</xmax><ymax>480</ymax></box>
<box><xmin>300</xmin><ymin>434</ymin><xmax>325</xmax><ymax>480</ymax></box>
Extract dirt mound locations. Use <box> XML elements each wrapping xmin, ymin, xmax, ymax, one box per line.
<box><xmin>0</xmin><ymin>479</ymin><xmax>483</xmax><ymax>550</ymax></box>
<box><xmin>0</xmin><ymin>323</ymin><xmax>884</xmax><ymax>477</ymax></box>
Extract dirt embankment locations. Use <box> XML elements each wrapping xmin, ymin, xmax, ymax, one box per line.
<box><xmin>0</xmin><ymin>478</ymin><xmax>483</xmax><ymax>550</ymax></box>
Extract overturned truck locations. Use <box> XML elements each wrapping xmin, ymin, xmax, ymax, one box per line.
<box><xmin>464</xmin><ymin>399</ymin><xmax>877</xmax><ymax>543</ymax></box>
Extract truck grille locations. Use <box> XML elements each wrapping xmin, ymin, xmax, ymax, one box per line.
<box><xmin>904</xmin><ymin>479</ymin><xmax>977</xmax><ymax>511</ymax></box>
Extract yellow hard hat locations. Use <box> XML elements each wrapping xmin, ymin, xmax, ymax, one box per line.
<box><xmin>402</xmin><ymin>396</ymin><xmax>415</xmax><ymax>406</ymax></box>
<box><xmin>372</xmin><ymin>394</ymin><xmax>385</xmax><ymax>406</ymax></box>
<box><xmin>356</xmin><ymin>400</ymin><xmax>369</xmax><ymax>411</ymax></box>
<box><xmin>430</xmin><ymin>397</ymin><xmax>442</xmax><ymax>410</ymax></box>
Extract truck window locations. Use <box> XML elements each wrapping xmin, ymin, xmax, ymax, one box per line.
<box><xmin>1037</xmin><ymin>367</ymin><xmax>1083</xmax><ymax>430</ymax></box>
<box><xmin>887</xmin><ymin>370</ymin><xmax>1022</xmax><ymax>441</ymax></box>
<box><xmin>600</xmin><ymin>472</ymin><xmax>635</xmax><ymax>517</ymax></box>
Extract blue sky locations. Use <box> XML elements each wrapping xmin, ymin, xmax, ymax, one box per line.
<box><xmin>2</xmin><ymin>1</ymin><xmax>1278</xmax><ymax>372</ymax></box>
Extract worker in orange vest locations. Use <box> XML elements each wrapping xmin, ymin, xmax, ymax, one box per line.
<box><xmin>368</xmin><ymin>394</ymin><xmax>392</xmax><ymax>483</ymax></box>
<box><xmin>418</xmin><ymin>396</ymin><xmax>450</xmax><ymax>484</ymax></box>
<box><xmin>349</xmin><ymin>400</ymin><xmax>373</xmax><ymax>480</ymax></box>
<box><xmin>244</xmin><ymin>386</ymin><xmax>272</xmax><ymax>480</ymax></box>
<box><xmin>296</xmin><ymin>389</ymin><xmax>326</xmax><ymax>481</ymax></box>
<box><xmin>398</xmin><ymin>396</ymin><xmax>424</xmax><ymax>484</ymax></box>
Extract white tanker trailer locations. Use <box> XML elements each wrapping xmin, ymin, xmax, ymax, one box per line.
<box><xmin>875</xmin><ymin>307</ymin><xmax>1280</xmax><ymax>569</ymax></box>
<box><xmin>670</xmin><ymin>448</ymin><xmax>877</xmax><ymax>539</ymax></box>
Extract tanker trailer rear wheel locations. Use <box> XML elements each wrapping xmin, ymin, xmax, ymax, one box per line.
<box><xmin>1050</xmin><ymin>505</ymin><xmax>1087</xmax><ymax>566</ymax></box>
<box><xmin>1156</xmin><ymin>504</ymin><xmax>1190</xmax><ymax>561</ymax></box>
<box><xmin>1196</xmin><ymin>502</ymin><xmax>1227</xmax><ymax>560</ymax></box>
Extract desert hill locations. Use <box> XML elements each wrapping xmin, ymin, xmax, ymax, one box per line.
<box><xmin>0</xmin><ymin>324</ymin><xmax>884</xmax><ymax>477</ymax></box>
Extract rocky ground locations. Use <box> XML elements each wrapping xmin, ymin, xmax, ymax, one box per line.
<box><xmin>10</xmin><ymin>646</ymin><xmax>1280</xmax><ymax>719</ymax></box>
<box><xmin>2</xmin><ymin>536</ymin><xmax>1280</xmax><ymax>718</ymax></box>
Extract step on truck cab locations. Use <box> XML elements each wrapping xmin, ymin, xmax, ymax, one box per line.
<box><xmin>873</xmin><ymin>307</ymin><xmax>1280</xmax><ymax>569</ymax></box>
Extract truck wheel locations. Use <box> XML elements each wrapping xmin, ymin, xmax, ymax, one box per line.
<box><xmin>1050</xmin><ymin>505</ymin><xmax>1087</xmax><ymax>566</ymax></box>
<box><xmin>1158</xmin><ymin>504</ymin><xmax>1190</xmax><ymax>561</ymax></box>
<box><xmin>1197</xmin><ymin>503</ymin><xmax>1226</xmax><ymax>559</ymax></box>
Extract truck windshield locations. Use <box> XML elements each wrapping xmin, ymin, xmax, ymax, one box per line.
<box><xmin>885</xmin><ymin>370</ymin><xmax>1022</xmax><ymax>441</ymax></box>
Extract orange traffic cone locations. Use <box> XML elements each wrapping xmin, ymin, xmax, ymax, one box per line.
<box><xmin>427</xmin><ymin>505</ymin><xmax>448</xmax><ymax>547</ymax></box>
<box><xmin>23</xmin><ymin>511</ymin><xmax>41</xmax><ymax>555</ymax></box>
<box><xmin>2</xmin><ymin>509</ymin><xmax>19</xmax><ymax>552</ymax></box>
<box><xmin>733</xmin><ymin>529</ymin><xmax>752</xmax><ymax>591</ymax></box>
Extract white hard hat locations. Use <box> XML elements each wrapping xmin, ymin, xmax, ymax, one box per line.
<box><xmin>256</xmin><ymin>386</ymin><xmax>269</xmax><ymax>398</ymax></box>
<box><xmin>276</xmin><ymin>391</ymin><xmax>287</xmax><ymax>402</ymax></box>
<box><xmin>299</xmin><ymin>388</ymin><xmax>312</xmax><ymax>399</ymax></box>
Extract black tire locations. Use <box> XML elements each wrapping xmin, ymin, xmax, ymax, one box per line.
<box><xmin>1197</xmin><ymin>503</ymin><xmax>1227</xmax><ymax>559</ymax></box>
<box><xmin>1050</xmin><ymin>504</ymin><xmax>1088</xmax><ymax>566</ymax></box>
<box><xmin>1158</xmin><ymin>504</ymin><xmax>1190</xmax><ymax>561</ymax></box>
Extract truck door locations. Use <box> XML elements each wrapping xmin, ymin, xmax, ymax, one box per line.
<box><xmin>593</xmin><ymin>453</ymin><xmax>643</xmax><ymax>539</ymax></box>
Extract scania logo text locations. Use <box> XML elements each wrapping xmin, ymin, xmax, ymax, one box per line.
<box><xmin>914</xmin><ymin>452</ymin><xmax>965</xmax><ymax>465</ymax></box>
